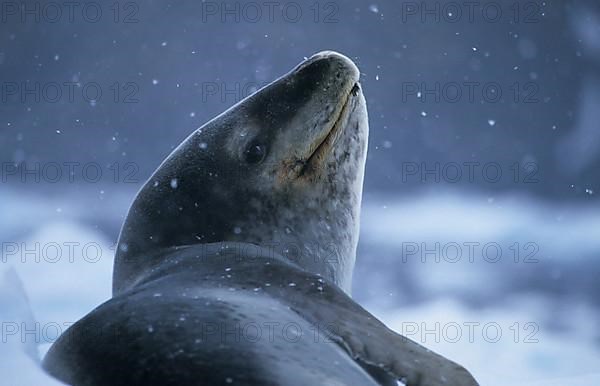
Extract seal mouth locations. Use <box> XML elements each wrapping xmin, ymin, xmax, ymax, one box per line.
<box><xmin>297</xmin><ymin>83</ymin><xmax>360</xmax><ymax>178</ymax></box>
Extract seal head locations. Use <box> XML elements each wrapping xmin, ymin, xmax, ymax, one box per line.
<box><xmin>114</xmin><ymin>51</ymin><xmax>369</xmax><ymax>295</ymax></box>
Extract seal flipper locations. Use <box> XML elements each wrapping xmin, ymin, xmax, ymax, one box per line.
<box><xmin>249</xmin><ymin>263</ymin><xmax>479</xmax><ymax>386</ymax></box>
<box><xmin>288</xmin><ymin>286</ymin><xmax>479</xmax><ymax>386</ymax></box>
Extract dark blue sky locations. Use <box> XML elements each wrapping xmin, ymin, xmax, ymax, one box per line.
<box><xmin>0</xmin><ymin>0</ymin><xmax>598</xmax><ymax>201</ymax></box>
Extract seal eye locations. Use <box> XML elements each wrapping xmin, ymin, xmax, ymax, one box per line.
<box><xmin>244</xmin><ymin>142</ymin><xmax>267</xmax><ymax>164</ymax></box>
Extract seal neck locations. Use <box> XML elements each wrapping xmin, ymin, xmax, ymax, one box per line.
<box><xmin>114</xmin><ymin>242</ymin><xmax>302</xmax><ymax>295</ymax></box>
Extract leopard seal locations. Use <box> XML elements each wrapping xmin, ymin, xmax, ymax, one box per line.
<box><xmin>42</xmin><ymin>51</ymin><xmax>479</xmax><ymax>386</ymax></box>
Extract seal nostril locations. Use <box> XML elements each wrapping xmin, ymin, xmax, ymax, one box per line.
<box><xmin>351</xmin><ymin>83</ymin><xmax>360</xmax><ymax>96</ymax></box>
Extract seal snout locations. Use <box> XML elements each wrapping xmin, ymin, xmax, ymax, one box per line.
<box><xmin>297</xmin><ymin>50</ymin><xmax>361</xmax><ymax>85</ymax></box>
<box><xmin>273</xmin><ymin>51</ymin><xmax>365</xmax><ymax>181</ymax></box>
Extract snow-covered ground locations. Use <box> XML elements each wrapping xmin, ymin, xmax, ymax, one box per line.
<box><xmin>1</xmin><ymin>189</ymin><xmax>599</xmax><ymax>385</ymax></box>
<box><xmin>358</xmin><ymin>193</ymin><xmax>600</xmax><ymax>385</ymax></box>
<box><xmin>374</xmin><ymin>299</ymin><xmax>600</xmax><ymax>385</ymax></box>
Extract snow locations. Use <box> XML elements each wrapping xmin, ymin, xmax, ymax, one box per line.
<box><xmin>358</xmin><ymin>193</ymin><xmax>600</xmax><ymax>385</ymax></box>
<box><xmin>372</xmin><ymin>299</ymin><xmax>600</xmax><ymax>386</ymax></box>
<box><xmin>0</xmin><ymin>268</ymin><xmax>64</xmax><ymax>386</ymax></box>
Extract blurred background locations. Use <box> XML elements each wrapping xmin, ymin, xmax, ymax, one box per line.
<box><xmin>1</xmin><ymin>0</ymin><xmax>599</xmax><ymax>384</ymax></box>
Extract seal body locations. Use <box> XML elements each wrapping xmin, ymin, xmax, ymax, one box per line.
<box><xmin>43</xmin><ymin>52</ymin><xmax>479</xmax><ymax>386</ymax></box>
<box><xmin>44</xmin><ymin>244</ymin><xmax>397</xmax><ymax>385</ymax></box>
